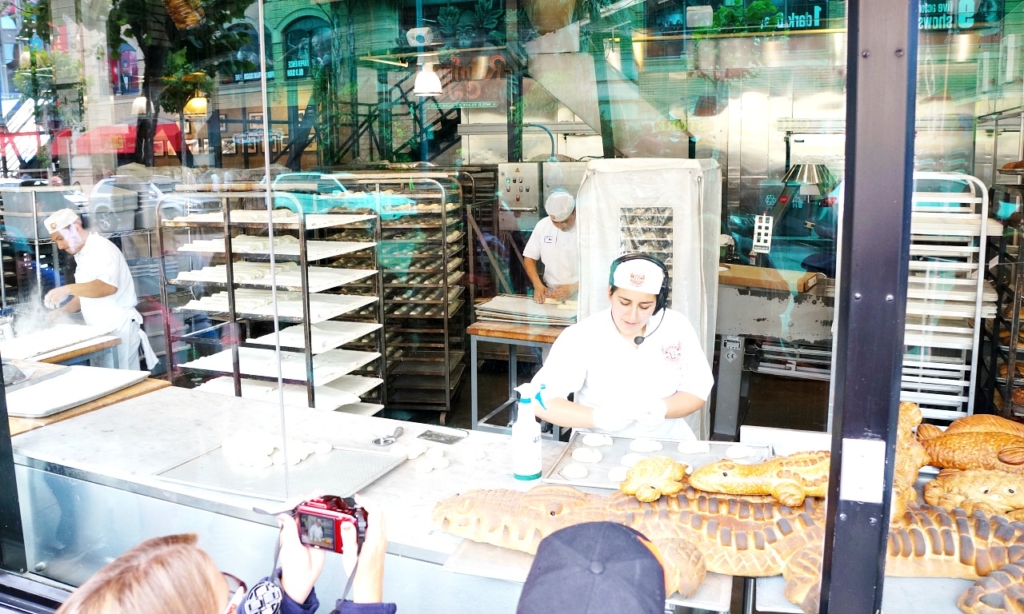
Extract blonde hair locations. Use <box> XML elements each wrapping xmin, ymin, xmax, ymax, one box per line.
<box><xmin>56</xmin><ymin>534</ymin><xmax>225</xmax><ymax>614</ymax></box>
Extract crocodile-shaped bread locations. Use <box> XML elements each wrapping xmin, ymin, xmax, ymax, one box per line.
<box><xmin>687</xmin><ymin>450</ymin><xmax>830</xmax><ymax>507</ymax></box>
<box><xmin>924</xmin><ymin>469</ymin><xmax>1024</xmax><ymax>521</ymax></box>
<box><xmin>620</xmin><ymin>456</ymin><xmax>688</xmax><ymax>502</ymax></box>
<box><xmin>433</xmin><ymin>484</ymin><xmax>1024</xmax><ymax>614</ymax></box>
<box><xmin>918</xmin><ymin>430</ymin><xmax>1024</xmax><ymax>474</ymax></box>
<box><xmin>942</xmin><ymin>414</ymin><xmax>1024</xmax><ymax>439</ymax></box>
<box><xmin>893</xmin><ymin>402</ymin><xmax>931</xmax><ymax>520</ymax></box>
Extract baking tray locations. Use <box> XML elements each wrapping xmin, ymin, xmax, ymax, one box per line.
<box><xmin>542</xmin><ymin>432</ymin><xmax>773</xmax><ymax>491</ymax></box>
<box><xmin>156</xmin><ymin>445</ymin><xmax>404</xmax><ymax>502</ymax></box>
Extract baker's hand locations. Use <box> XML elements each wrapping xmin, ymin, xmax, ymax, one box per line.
<box><xmin>547</xmin><ymin>285</ymin><xmax>570</xmax><ymax>301</ymax></box>
<box><xmin>592</xmin><ymin>406</ymin><xmax>634</xmax><ymax>432</ymax></box>
<box><xmin>533</xmin><ymin>285</ymin><xmax>548</xmax><ymax>304</ymax></box>
<box><xmin>277</xmin><ymin>491</ymin><xmax>327</xmax><ymax>605</ymax></box>
<box><xmin>636</xmin><ymin>399</ymin><xmax>668</xmax><ymax>428</ymax></box>
<box><xmin>43</xmin><ymin>286</ymin><xmax>70</xmax><ymax>309</ymax></box>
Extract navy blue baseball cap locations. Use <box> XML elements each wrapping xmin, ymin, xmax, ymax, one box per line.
<box><xmin>516</xmin><ymin>522</ymin><xmax>666</xmax><ymax>614</ymax></box>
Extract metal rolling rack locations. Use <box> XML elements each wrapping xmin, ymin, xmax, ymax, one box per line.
<box><xmin>339</xmin><ymin>173</ymin><xmax>468</xmax><ymax>420</ymax></box>
<box><xmin>901</xmin><ymin>173</ymin><xmax>994</xmax><ymax>421</ymax></box>
<box><xmin>155</xmin><ymin>190</ymin><xmax>386</xmax><ymax>412</ymax></box>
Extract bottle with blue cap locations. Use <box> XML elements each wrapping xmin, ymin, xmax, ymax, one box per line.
<box><xmin>512</xmin><ymin>383</ymin><xmax>544</xmax><ymax>480</ymax></box>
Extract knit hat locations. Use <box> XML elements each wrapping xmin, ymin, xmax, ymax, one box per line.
<box><xmin>43</xmin><ymin>208</ymin><xmax>79</xmax><ymax>233</ymax></box>
<box><xmin>545</xmin><ymin>190</ymin><xmax>576</xmax><ymax>222</ymax></box>
<box><xmin>516</xmin><ymin>522</ymin><xmax>666</xmax><ymax>614</ymax></box>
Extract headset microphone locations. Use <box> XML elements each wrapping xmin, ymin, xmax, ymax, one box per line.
<box><xmin>634</xmin><ymin>336</ymin><xmax>645</xmax><ymax>345</ymax></box>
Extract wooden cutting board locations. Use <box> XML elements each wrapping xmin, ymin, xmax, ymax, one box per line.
<box><xmin>718</xmin><ymin>264</ymin><xmax>822</xmax><ymax>293</ymax></box>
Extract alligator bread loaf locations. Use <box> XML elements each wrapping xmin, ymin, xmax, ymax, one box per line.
<box><xmin>686</xmin><ymin>451</ymin><xmax>829</xmax><ymax>507</ymax></box>
<box><xmin>923</xmin><ymin>468</ymin><xmax>1024</xmax><ymax>520</ymax></box>
<box><xmin>943</xmin><ymin>414</ymin><xmax>1024</xmax><ymax>439</ymax></box>
<box><xmin>919</xmin><ymin>431</ymin><xmax>1024</xmax><ymax>474</ymax></box>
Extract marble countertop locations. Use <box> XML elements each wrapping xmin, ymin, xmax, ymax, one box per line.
<box><xmin>11</xmin><ymin>386</ymin><xmax>568</xmax><ymax>563</ymax></box>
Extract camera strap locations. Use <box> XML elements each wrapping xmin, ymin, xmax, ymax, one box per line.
<box><xmin>236</xmin><ymin>525</ymin><xmax>286</xmax><ymax>614</ymax></box>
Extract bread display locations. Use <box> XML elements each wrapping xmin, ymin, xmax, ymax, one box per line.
<box><xmin>944</xmin><ymin>414</ymin><xmax>1024</xmax><ymax>438</ymax></box>
<box><xmin>923</xmin><ymin>468</ymin><xmax>1024</xmax><ymax>520</ymax></box>
<box><xmin>918</xmin><ymin>430</ymin><xmax>1024</xmax><ymax>473</ymax></box>
<box><xmin>619</xmin><ymin>455</ymin><xmax>688</xmax><ymax>502</ymax></box>
<box><xmin>688</xmin><ymin>450</ymin><xmax>830</xmax><ymax>507</ymax></box>
<box><xmin>892</xmin><ymin>402</ymin><xmax>931</xmax><ymax>520</ymax></box>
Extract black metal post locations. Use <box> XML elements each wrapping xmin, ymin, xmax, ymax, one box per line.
<box><xmin>377</xmin><ymin>69</ymin><xmax>393</xmax><ymax>161</ymax></box>
<box><xmin>819</xmin><ymin>1</ymin><xmax>918</xmax><ymax>612</ymax></box>
<box><xmin>0</xmin><ymin>355</ymin><xmax>27</xmax><ymax>573</ymax></box>
<box><xmin>506</xmin><ymin>0</ymin><xmax>522</xmax><ymax>163</ymax></box>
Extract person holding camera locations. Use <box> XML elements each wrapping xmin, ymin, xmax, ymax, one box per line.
<box><xmin>55</xmin><ymin>494</ymin><xmax>395</xmax><ymax>614</ymax></box>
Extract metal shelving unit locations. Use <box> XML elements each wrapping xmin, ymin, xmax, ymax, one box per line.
<box><xmin>901</xmin><ymin>173</ymin><xmax>994</xmax><ymax>421</ymax></box>
<box><xmin>333</xmin><ymin>172</ymin><xmax>468</xmax><ymax>420</ymax></box>
<box><xmin>155</xmin><ymin>191</ymin><xmax>386</xmax><ymax>412</ymax></box>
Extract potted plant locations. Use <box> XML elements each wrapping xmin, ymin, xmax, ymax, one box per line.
<box><xmin>693</xmin><ymin>0</ymin><xmax>783</xmax><ymax>82</ymax></box>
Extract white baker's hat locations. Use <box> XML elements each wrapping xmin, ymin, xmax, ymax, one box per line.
<box><xmin>545</xmin><ymin>190</ymin><xmax>575</xmax><ymax>222</ymax></box>
<box><xmin>611</xmin><ymin>257</ymin><xmax>665</xmax><ymax>296</ymax></box>
<box><xmin>43</xmin><ymin>208</ymin><xmax>79</xmax><ymax>233</ymax></box>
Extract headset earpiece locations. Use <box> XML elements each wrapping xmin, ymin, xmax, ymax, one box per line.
<box><xmin>609</xmin><ymin>252</ymin><xmax>670</xmax><ymax>314</ymax></box>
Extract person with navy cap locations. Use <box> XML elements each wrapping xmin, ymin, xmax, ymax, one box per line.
<box><xmin>517</xmin><ymin>522</ymin><xmax>668</xmax><ymax>614</ymax></box>
<box><xmin>524</xmin><ymin>190</ymin><xmax>579</xmax><ymax>304</ymax></box>
<box><xmin>528</xmin><ymin>253</ymin><xmax>713</xmax><ymax>440</ymax></box>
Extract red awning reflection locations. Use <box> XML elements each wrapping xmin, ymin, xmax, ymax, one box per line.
<box><xmin>54</xmin><ymin>120</ymin><xmax>182</xmax><ymax>157</ymax></box>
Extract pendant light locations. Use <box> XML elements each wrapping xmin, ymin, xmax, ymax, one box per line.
<box><xmin>413</xmin><ymin>54</ymin><xmax>442</xmax><ymax>97</ymax></box>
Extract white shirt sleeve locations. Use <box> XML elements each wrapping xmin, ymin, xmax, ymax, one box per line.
<box><xmin>673</xmin><ymin>314</ymin><xmax>715</xmax><ymax>401</ymax></box>
<box><xmin>75</xmin><ymin>241</ymin><xmax>120</xmax><ymax>289</ymax></box>
<box><xmin>531</xmin><ymin>325</ymin><xmax>588</xmax><ymax>401</ymax></box>
<box><xmin>523</xmin><ymin>225</ymin><xmax>543</xmax><ymax>260</ymax></box>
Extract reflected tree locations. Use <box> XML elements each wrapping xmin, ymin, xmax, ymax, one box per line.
<box><xmin>106</xmin><ymin>0</ymin><xmax>252</xmax><ymax>165</ymax></box>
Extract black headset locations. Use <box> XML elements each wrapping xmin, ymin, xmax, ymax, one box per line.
<box><xmin>608</xmin><ymin>252</ymin><xmax>670</xmax><ymax>314</ymax></box>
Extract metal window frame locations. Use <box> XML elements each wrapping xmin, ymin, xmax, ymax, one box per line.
<box><xmin>0</xmin><ymin>2</ymin><xmax>919</xmax><ymax>612</ymax></box>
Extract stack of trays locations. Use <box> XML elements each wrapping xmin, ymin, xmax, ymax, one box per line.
<box><xmin>474</xmin><ymin>294</ymin><xmax>576</xmax><ymax>326</ymax></box>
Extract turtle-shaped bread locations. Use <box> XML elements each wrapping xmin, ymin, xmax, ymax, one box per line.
<box><xmin>619</xmin><ymin>455</ymin><xmax>688</xmax><ymax>502</ymax></box>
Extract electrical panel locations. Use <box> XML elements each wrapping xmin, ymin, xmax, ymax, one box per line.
<box><xmin>497</xmin><ymin>163</ymin><xmax>541</xmax><ymax>231</ymax></box>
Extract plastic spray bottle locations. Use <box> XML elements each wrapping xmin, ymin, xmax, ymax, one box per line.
<box><xmin>512</xmin><ymin>383</ymin><xmax>544</xmax><ymax>480</ymax></box>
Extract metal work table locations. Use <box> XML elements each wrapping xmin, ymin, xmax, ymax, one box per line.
<box><xmin>11</xmin><ymin>386</ymin><xmax>731</xmax><ymax>613</ymax></box>
<box><xmin>467</xmin><ymin>320</ymin><xmax>565</xmax><ymax>433</ymax></box>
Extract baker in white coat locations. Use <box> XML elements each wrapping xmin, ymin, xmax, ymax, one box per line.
<box><xmin>524</xmin><ymin>190</ymin><xmax>579</xmax><ymax>304</ymax></box>
<box><xmin>42</xmin><ymin>208</ymin><xmax>157</xmax><ymax>371</ymax></box>
<box><xmin>529</xmin><ymin>254</ymin><xmax>713</xmax><ymax>440</ymax></box>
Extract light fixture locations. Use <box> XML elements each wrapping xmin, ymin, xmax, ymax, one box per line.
<box><xmin>183</xmin><ymin>93</ymin><xmax>208</xmax><ymax>117</ymax></box>
<box><xmin>414</xmin><ymin>53</ymin><xmax>442</xmax><ymax>97</ymax></box>
<box><xmin>132</xmin><ymin>95</ymin><xmax>149</xmax><ymax>115</ymax></box>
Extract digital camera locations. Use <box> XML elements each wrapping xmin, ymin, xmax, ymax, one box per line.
<box><xmin>295</xmin><ymin>496</ymin><xmax>368</xmax><ymax>554</ymax></box>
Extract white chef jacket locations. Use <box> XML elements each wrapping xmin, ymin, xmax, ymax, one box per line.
<box><xmin>523</xmin><ymin>217</ymin><xmax>579</xmax><ymax>288</ymax></box>
<box><xmin>532</xmin><ymin>307</ymin><xmax>714</xmax><ymax>440</ymax></box>
<box><xmin>74</xmin><ymin>232</ymin><xmax>157</xmax><ymax>370</ymax></box>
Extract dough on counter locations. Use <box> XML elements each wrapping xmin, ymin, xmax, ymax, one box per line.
<box><xmin>608</xmin><ymin>466</ymin><xmax>629</xmax><ymax>483</ymax></box>
<box><xmin>426</xmin><ymin>447</ymin><xmax>445</xmax><ymax>460</ymax></box>
<box><xmin>473</xmin><ymin>449</ymin><xmax>487</xmax><ymax>461</ymax></box>
<box><xmin>621</xmin><ymin>453</ymin><xmax>646</xmax><ymax>467</ymax></box>
<box><xmin>572</xmin><ymin>447</ymin><xmax>603</xmax><ymax>463</ymax></box>
<box><xmin>430</xmin><ymin>457</ymin><xmax>450</xmax><ymax>470</ymax></box>
<box><xmin>582</xmin><ymin>433</ymin><xmax>614</xmax><ymax>447</ymax></box>
<box><xmin>406</xmin><ymin>442</ymin><xmax>429</xmax><ymax>460</ymax></box>
<box><xmin>415</xmin><ymin>458</ymin><xmax>434</xmax><ymax>473</ymax></box>
<box><xmin>677</xmin><ymin>441</ymin><xmax>710</xmax><ymax>455</ymax></box>
<box><xmin>629</xmin><ymin>438</ymin><xmax>663</xmax><ymax>453</ymax></box>
<box><xmin>726</xmin><ymin>444</ymin><xmax>756</xmax><ymax>459</ymax></box>
<box><xmin>313</xmin><ymin>441</ymin><xmax>332</xmax><ymax>455</ymax></box>
<box><xmin>560</xmin><ymin>463</ymin><xmax>589</xmax><ymax>479</ymax></box>
<box><xmin>271</xmin><ymin>450</ymin><xmax>285</xmax><ymax>466</ymax></box>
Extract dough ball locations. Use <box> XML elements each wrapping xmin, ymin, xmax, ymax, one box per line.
<box><xmin>415</xmin><ymin>458</ymin><xmax>434</xmax><ymax>473</ymax></box>
<box><xmin>629</xmin><ymin>438</ymin><xmax>663</xmax><ymax>453</ymax></box>
<box><xmin>406</xmin><ymin>442</ymin><xmax>428</xmax><ymax>460</ymax></box>
<box><xmin>430</xmin><ymin>457</ymin><xmax>450</xmax><ymax>470</ymax></box>
<box><xmin>677</xmin><ymin>440</ymin><xmax>710</xmax><ymax>454</ymax></box>
<box><xmin>608</xmin><ymin>466</ymin><xmax>629</xmax><ymax>483</ymax></box>
<box><xmin>572</xmin><ymin>447</ymin><xmax>603</xmax><ymax>463</ymax></box>
<box><xmin>582</xmin><ymin>433</ymin><xmax>614</xmax><ymax>447</ymax></box>
<box><xmin>313</xmin><ymin>441</ymin><xmax>332</xmax><ymax>455</ymax></box>
<box><xmin>726</xmin><ymin>444</ymin><xmax>756</xmax><ymax>459</ymax></box>
<box><xmin>560</xmin><ymin>463</ymin><xmax>589</xmax><ymax>479</ymax></box>
<box><xmin>253</xmin><ymin>454</ymin><xmax>274</xmax><ymax>469</ymax></box>
<box><xmin>426</xmin><ymin>447</ymin><xmax>445</xmax><ymax>460</ymax></box>
<box><xmin>271</xmin><ymin>450</ymin><xmax>285</xmax><ymax>466</ymax></box>
<box><xmin>621</xmin><ymin>453</ymin><xmax>646</xmax><ymax>467</ymax></box>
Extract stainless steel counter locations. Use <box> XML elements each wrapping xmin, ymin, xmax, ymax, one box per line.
<box><xmin>10</xmin><ymin>387</ymin><xmax>732</xmax><ymax>613</ymax></box>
